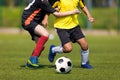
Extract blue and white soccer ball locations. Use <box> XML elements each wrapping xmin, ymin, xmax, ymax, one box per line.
<box><xmin>55</xmin><ymin>57</ymin><xmax>72</xmax><ymax>73</ymax></box>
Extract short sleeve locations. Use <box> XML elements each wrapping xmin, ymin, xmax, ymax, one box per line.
<box><xmin>79</xmin><ymin>0</ymin><xmax>85</xmax><ymax>9</ymax></box>
<box><xmin>52</xmin><ymin>1</ymin><xmax>60</xmax><ymax>8</ymax></box>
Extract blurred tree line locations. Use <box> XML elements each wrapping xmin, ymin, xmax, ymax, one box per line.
<box><xmin>92</xmin><ymin>0</ymin><xmax>118</xmax><ymax>7</ymax></box>
<box><xmin>0</xmin><ymin>0</ymin><xmax>118</xmax><ymax>7</ymax></box>
<box><xmin>0</xmin><ymin>0</ymin><xmax>118</xmax><ymax>30</ymax></box>
<box><xmin>0</xmin><ymin>0</ymin><xmax>27</xmax><ymax>6</ymax></box>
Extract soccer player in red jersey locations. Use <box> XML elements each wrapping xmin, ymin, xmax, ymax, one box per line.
<box><xmin>21</xmin><ymin>0</ymin><xmax>80</xmax><ymax>68</ymax></box>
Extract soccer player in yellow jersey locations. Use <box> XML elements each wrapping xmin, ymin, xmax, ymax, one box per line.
<box><xmin>48</xmin><ymin>0</ymin><xmax>95</xmax><ymax>69</ymax></box>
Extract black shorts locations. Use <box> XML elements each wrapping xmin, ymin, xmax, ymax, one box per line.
<box><xmin>22</xmin><ymin>20</ymin><xmax>40</xmax><ymax>40</ymax></box>
<box><xmin>56</xmin><ymin>25</ymin><xmax>85</xmax><ymax>46</ymax></box>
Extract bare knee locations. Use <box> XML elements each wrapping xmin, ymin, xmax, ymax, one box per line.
<box><xmin>81</xmin><ymin>43</ymin><xmax>88</xmax><ymax>51</ymax></box>
<box><xmin>63</xmin><ymin>46</ymin><xmax>72</xmax><ymax>53</ymax></box>
<box><xmin>77</xmin><ymin>38</ymin><xmax>88</xmax><ymax>50</ymax></box>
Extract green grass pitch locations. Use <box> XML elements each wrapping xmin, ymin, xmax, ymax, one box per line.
<box><xmin>0</xmin><ymin>32</ymin><xmax>120</xmax><ymax>80</ymax></box>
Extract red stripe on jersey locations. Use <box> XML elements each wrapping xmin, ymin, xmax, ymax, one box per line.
<box><xmin>25</xmin><ymin>9</ymin><xmax>41</xmax><ymax>26</ymax></box>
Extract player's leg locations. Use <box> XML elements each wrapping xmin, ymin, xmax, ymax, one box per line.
<box><xmin>27</xmin><ymin>24</ymin><xmax>49</xmax><ymax>68</ymax></box>
<box><xmin>77</xmin><ymin>38</ymin><xmax>93</xmax><ymax>69</ymax></box>
<box><xmin>62</xmin><ymin>42</ymin><xmax>72</xmax><ymax>53</ymax></box>
<box><xmin>32</xmin><ymin>24</ymin><xmax>48</xmax><ymax>57</ymax></box>
<box><xmin>48</xmin><ymin>42</ymin><xmax>72</xmax><ymax>62</ymax></box>
<box><xmin>48</xmin><ymin>29</ymin><xmax>72</xmax><ymax>62</ymax></box>
<box><xmin>77</xmin><ymin>38</ymin><xmax>89</xmax><ymax>64</ymax></box>
<box><xmin>70</xmin><ymin>25</ymin><xmax>93</xmax><ymax>69</ymax></box>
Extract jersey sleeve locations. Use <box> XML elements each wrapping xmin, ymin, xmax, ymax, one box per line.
<box><xmin>40</xmin><ymin>0</ymin><xmax>56</xmax><ymax>13</ymax></box>
<box><xmin>79</xmin><ymin>0</ymin><xmax>85</xmax><ymax>9</ymax></box>
<box><xmin>52</xmin><ymin>1</ymin><xmax>60</xmax><ymax>8</ymax></box>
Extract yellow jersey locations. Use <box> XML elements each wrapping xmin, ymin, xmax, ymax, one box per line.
<box><xmin>53</xmin><ymin>0</ymin><xmax>85</xmax><ymax>29</ymax></box>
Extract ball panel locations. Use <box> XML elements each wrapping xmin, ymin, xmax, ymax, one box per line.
<box><xmin>58</xmin><ymin>59</ymin><xmax>64</xmax><ymax>63</ymax></box>
<box><xmin>60</xmin><ymin>67</ymin><xmax>66</xmax><ymax>72</ymax></box>
<box><xmin>67</xmin><ymin>61</ymin><xmax>72</xmax><ymax>66</ymax></box>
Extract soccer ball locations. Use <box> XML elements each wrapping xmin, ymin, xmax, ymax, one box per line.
<box><xmin>55</xmin><ymin>57</ymin><xmax>72</xmax><ymax>73</ymax></box>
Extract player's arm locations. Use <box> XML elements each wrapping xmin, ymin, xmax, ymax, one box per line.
<box><xmin>79</xmin><ymin>0</ymin><xmax>95</xmax><ymax>23</ymax></box>
<box><xmin>41</xmin><ymin>14</ymin><xmax>49</xmax><ymax>27</ymax></box>
<box><xmin>41</xmin><ymin>0</ymin><xmax>80</xmax><ymax>17</ymax></box>
<box><xmin>53</xmin><ymin>9</ymin><xmax>80</xmax><ymax>17</ymax></box>
<box><xmin>51</xmin><ymin>1</ymin><xmax>80</xmax><ymax>17</ymax></box>
<box><xmin>41</xmin><ymin>0</ymin><xmax>60</xmax><ymax>27</ymax></box>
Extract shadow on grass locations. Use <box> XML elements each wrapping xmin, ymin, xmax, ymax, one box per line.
<box><xmin>19</xmin><ymin>64</ymin><xmax>55</xmax><ymax>69</ymax></box>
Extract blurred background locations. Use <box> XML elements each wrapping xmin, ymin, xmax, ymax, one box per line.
<box><xmin>0</xmin><ymin>1</ymin><xmax>120</xmax><ymax>80</ymax></box>
<box><xmin>0</xmin><ymin>0</ymin><xmax>119</xmax><ymax>33</ymax></box>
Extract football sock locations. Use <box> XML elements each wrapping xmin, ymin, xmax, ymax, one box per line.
<box><xmin>81</xmin><ymin>49</ymin><xmax>89</xmax><ymax>65</ymax></box>
<box><xmin>52</xmin><ymin>45</ymin><xmax>63</xmax><ymax>53</ymax></box>
<box><xmin>32</xmin><ymin>36</ymin><xmax>48</xmax><ymax>57</ymax></box>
